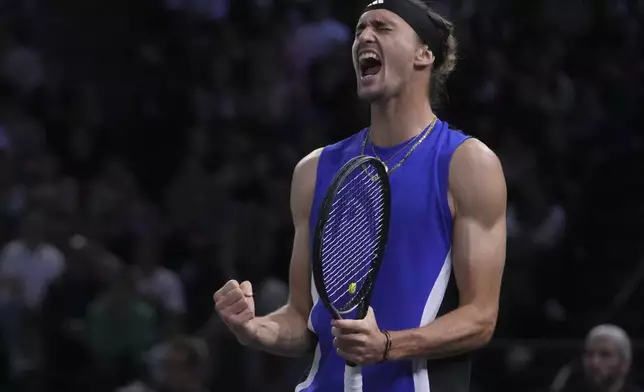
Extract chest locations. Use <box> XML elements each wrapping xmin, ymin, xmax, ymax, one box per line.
<box><xmin>385</xmin><ymin>157</ymin><xmax>443</xmax><ymax>233</ymax></box>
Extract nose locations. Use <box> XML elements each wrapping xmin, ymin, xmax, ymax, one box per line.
<box><xmin>585</xmin><ymin>353</ymin><xmax>602</xmax><ymax>368</ymax></box>
<box><xmin>357</xmin><ymin>27</ymin><xmax>377</xmax><ymax>45</ymax></box>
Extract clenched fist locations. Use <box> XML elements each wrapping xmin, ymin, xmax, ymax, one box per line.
<box><xmin>214</xmin><ymin>280</ymin><xmax>258</xmax><ymax>345</ymax></box>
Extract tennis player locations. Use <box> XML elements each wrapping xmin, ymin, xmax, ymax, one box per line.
<box><xmin>213</xmin><ymin>0</ymin><xmax>507</xmax><ymax>391</ymax></box>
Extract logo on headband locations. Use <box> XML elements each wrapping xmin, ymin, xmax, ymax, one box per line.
<box><xmin>367</xmin><ymin>0</ymin><xmax>384</xmax><ymax>6</ymax></box>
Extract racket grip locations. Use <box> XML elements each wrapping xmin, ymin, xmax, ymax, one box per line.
<box><xmin>344</xmin><ymin>363</ymin><xmax>363</xmax><ymax>392</ymax></box>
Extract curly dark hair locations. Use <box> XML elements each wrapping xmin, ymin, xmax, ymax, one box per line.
<box><xmin>407</xmin><ymin>0</ymin><xmax>458</xmax><ymax>106</ymax></box>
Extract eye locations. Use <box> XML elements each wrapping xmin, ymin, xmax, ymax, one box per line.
<box><xmin>355</xmin><ymin>23</ymin><xmax>366</xmax><ymax>37</ymax></box>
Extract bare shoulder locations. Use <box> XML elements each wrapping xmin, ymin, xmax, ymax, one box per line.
<box><xmin>293</xmin><ymin>148</ymin><xmax>323</xmax><ymax>180</ymax></box>
<box><xmin>451</xmin><ymin>138</ymin><xmax>503</xmax><ymax>177</ymax></box>
<box><xmin>291</xmin><ymin>148</ymin><xmax>323</xmax><ymax>221</ymax></box>
<box><xmin>449</xmin><ymin>139</ymin><xmax>507</xmax><ymax>220</ymax></box>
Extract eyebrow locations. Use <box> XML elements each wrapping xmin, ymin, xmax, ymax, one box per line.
<box><xmin>356</xmin><ymin>18</ymin><xmax>395</xmax><ymax>31</ymax></box>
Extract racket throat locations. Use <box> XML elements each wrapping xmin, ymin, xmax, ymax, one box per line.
<box><xmin>335</xmin><ymin>301</ymin><xmax>361</xmax><ymax>317</ymax></box>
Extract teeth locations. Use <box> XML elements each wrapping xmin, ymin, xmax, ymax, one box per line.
<box><xmin>359</xmin><ymin>52</ymin><xmax>380</xmax><ymax>62</ymax></box>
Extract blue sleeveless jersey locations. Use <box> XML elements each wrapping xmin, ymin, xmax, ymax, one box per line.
<box><xmin>296</xmin><ymin>119</ymin><xmax>472</xmax><ymax>392</ymax></box>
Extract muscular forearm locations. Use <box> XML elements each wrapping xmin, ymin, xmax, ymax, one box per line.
<box><xmin>388</xmin><ymin>305</ymin><xmax>496</xmax><ymax>361</ymax></box>
<box><xmin>249</xmin><ymin>305</ymin><xmax>313</xmax><ymax>358</ymax></box>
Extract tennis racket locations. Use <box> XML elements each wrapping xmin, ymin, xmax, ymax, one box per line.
<box><xmin>311</xmin><ymin>155</ymin><xmax>391</xmax><ymax>392</ymax></box>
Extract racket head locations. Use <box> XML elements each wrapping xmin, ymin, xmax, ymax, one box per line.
<box><xmin>312</xmin><ymin>155</ymin><xmax>391</xmax><ymax>320</ymax></box>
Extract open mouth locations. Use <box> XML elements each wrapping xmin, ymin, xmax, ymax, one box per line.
<box><xmin>359</xmin><ymin>52</ymin><xmax>382</xmax><ymax>78</ymax></box>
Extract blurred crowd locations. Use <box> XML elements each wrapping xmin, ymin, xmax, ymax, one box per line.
<box><xmin>0</xmin><ymin>0</ymin><xmax>643</xmax><ymax>391</ymax></box>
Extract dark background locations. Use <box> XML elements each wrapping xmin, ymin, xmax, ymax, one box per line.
<box><xmin>0</xmin><ymin>0</ymin><xmax>643</xmax><ymax>391</ymax></box>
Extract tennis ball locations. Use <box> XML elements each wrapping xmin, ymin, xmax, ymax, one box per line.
<box><xmin>348</xmin><ymin>282</ymin><xmax>357</xmax><ymax>294</ymax></box>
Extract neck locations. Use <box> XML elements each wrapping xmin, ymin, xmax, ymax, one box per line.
<box><xmin>590</xmin><ymin>377</ymin><xmax>627</xmax><ymax>392</ymax></box>
<box><xmin>606</xmin><ymin>377</ymin><xmax>626</xmax><ymax>392</ymax></box>
<box><xmin>369</xmin><ymin>93</ymin><xmax>435</xmax><ymax>147</ymax></box>
<box><xmin>24</xmin><ymin>240</ymin><xmax>41</xmax><ymax>251</ymax></box>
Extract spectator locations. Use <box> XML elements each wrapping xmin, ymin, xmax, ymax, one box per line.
<box><xmin>86</xmin><ymin>266</ymin><xmax>159</xmax><ymax>390</ymax></box>
<box><xmin>558</xmin><ymin>325</ymin><xmax>643</xmax><ymax>392</ymax></box>
<box><xmin>39</xmin><ymin>235</ymin><xmax>105</xmax><ymax>391</ymax></box>
<box><xmin>0</xmin><ymin>211</ymin><xmax>64</xmax><ymax>309</ymax></box>
<box><xmin>0</xmin><ymin>211</ymin><xmax>64</xmax><ymax>375</ymax></box>
<box><xmin>131</xmin><ymin>236</ymin><xmax>186</xmax><ymax>334</ymax></box>
<box><xmin>180</xmin><ymin>230</ymin><xmax>227</xmax><ymax>333</ymax></box>
<box><xmin>289</xmin><ymin>0</ymin><xmax>351</xmax><ymax>73</ymax></box>
<box><xmin>117</xmin><ymin>335</ymin><xmax>209</xmax><ymax>392</ymax></box>
<box><xmin>0</xmin><ymin>27</ymin><xmax>44</xmax><ymax>97</ymax></box>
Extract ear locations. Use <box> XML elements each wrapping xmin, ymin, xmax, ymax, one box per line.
<box><xmin>621</xmin><ymin>355</ymin><xmax>632</xmax><ymax>375</ymax></box>
<box><xmin>414</xmin><ymin>45</ymin><xmax>435</xmax><ymax>68</ymax></box>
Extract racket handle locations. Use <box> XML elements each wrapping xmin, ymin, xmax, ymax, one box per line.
<box><xmin>344</xmin><ymin>363</ymin><xmax>363</xmax><ymax>392</ymax></box>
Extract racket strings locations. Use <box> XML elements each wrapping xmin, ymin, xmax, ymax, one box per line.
<box><xmin>321</xmin><ymin>183</ymin><xmax>383</xmax><ymax>267</ymax></box>
<box><xmin>326</xmin><ymin>227</ymin><xmax>383</xmax><ymax>309</ymax></box>
<box><xmin>322</xmin><ymin>222</ymin><xmax>382</xmax><ymax>302</ymax></box>
<box><xmin>327</xmin><ymin>220</ymin><xmax>383</xmax><ymax>298</ymax></box>
<box><xmin>323</xmin><ymin>172</ymin><xmax>382</xmax><ymax>268</ymax></box>
<box><xmin>321</xmin><ymin>205</ymin><xmax>374</xmax><ymax>258</ymax></box>
<box><xmin>322</xmin><ymin>218</ymin><xmax>382</xmax><ymax>277</ymax></box>
<box><xmin>322</xmin><ymin>208</ymin><xmax>383</xmax><ymax>283</ymax></box>
<box><xmin>324</xmin><ymin>234</ymin><xmax>379</xmax><ymax>300</ymax></box>
<box><xmin>320</xmin><ymin>164</ymin><xmax>387</xmax><ymax>311</ymax></box>
<box><xmin>321</xmin><ymin>170</ymin><xmax>382</xmax><ymax>258</ymax></box>
<box><xmin>328</xmin><ymin>164</ymin><xmax>380</xmax><ymax>208</ymax></box>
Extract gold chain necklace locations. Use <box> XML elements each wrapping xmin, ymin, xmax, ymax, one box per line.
<box><xmin>369</xmin><ymin>130</ymin><xmax>422</xmax><ymax>169</ymax></box>
<box><xmin>361</xmin><ymin>116</ymin><xmax>437</xmax><ymax>174</ymax></box>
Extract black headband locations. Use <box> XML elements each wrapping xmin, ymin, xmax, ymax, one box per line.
<box><xmin>362</xmin><ymin>0</ymin><xmax>445</xmax><ymax>66</ymax></box>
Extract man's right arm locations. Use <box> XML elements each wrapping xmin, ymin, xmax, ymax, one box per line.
<box><xmin>246</xmin><ymin>149</ymin><xmax>321</xmax><ymax>357</ymax></box>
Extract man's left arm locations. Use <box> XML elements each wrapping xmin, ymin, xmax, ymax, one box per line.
<box><xmin>387</xmin><ymin>138</ymin><xmax>507</xmax><ymax>361</ymax></box>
